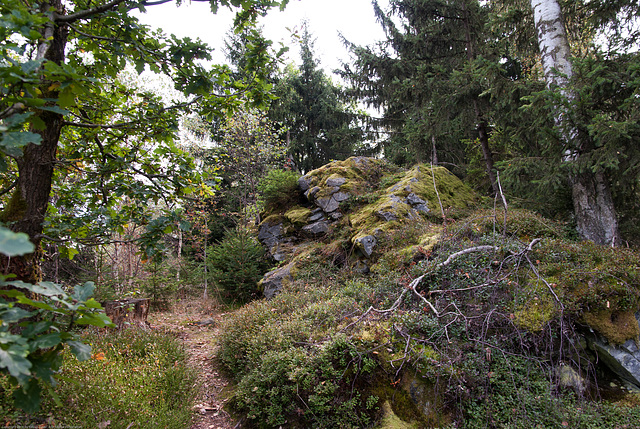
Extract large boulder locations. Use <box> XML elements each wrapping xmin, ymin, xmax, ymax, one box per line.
<box><xmin>259</xmin><ymin>263</ymin><xmax>294</xmax><ymax>299</ymax></box>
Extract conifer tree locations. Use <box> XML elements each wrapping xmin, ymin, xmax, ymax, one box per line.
<box><xmin>268</xmin><ymin>22</ymin><xmax>365</xmax><ymax>173</ymax></box>
<box><xmin>339</xmin><ymin>0</ymin><xmax>500</xmax><ymax>193</ymax></box>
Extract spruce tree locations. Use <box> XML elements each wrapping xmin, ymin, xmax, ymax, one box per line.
<box><xmin>268</xmin><ymin>22</ymin><xmax>365</xmax><ymax>173</ymax></box>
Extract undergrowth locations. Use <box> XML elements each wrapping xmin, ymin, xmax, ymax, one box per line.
<box><xmin>0</xmin><ymin>328</ymin><xmax>198</xmax><ymax>428</ymax></box>
<box><xmin>218</xmin><ymin>209</ymin><xmax>640</xmax><ymax>428</ymax></box>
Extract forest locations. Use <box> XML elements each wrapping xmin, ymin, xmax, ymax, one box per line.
<box><xmin>1</xmin><ymin>0</ymin><xmax>640</xmax><ymax>427</ymax></box>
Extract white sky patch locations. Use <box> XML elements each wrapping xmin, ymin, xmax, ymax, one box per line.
<box><xmin>132</xmin><ymin>0</ymin><xmax>389</xmax><ymax>74</ymax></box>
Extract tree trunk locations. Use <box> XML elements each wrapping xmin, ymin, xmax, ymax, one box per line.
<box><xmin>5</xmin><ymin>0</ymin><xmax>68</xmax><ymax>281</ymax></box>
<box><xmin>571</xmin><ymin>171</ymin><xmax>620</xmax><ymax>246</ymax></box>
<box><xmin>102</xmin><ymin>298</ymin><xmax>150</xmax><ymax>329</ymax></box>
<box><xmin>530</xmin><ymin>0</ymin><xmax>620</xmax><ymax>246</ymax></box>
<box><xmin>461</xmin><ymin>0</ymin><xmax>498</xmax><ymax>196</ymax></box>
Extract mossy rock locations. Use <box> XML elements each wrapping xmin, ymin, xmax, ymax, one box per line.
<box><xmin>582</xmin><ymin>310</ymin><xmax>640</xmax><ymax>345</ymax></box>
<box><xmin>300</xmin><ymin>157</ymin><xmax>396</xmax><ymax>197</ymax></box>
<box><xmin>376</xmin><ymin>402</ymin><xmax>419</xmax><ymax>429</ymax></box>
<box><xmin>284</xmin><ymin>206</ymin><xmax>312</xmax><ymax>226</ymax></box>
<box><xmin>385</xmin><ymin>165</ymin><xmax>476</xmax><ymax>218</ymax></box>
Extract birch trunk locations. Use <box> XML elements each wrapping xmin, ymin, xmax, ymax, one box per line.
<box><xmin>530</xmin><ymin>0</ymin><xmax>620</xmax><ymax>246</ymax></box>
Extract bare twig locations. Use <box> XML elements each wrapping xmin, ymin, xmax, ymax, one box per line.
<box><xmin>0</xmin><ymin>179</ymin><xmax>17</xmax><ymax>198</ymax></box>
<box><xmin>496</xmin><ymin>171</ymin><xmax>508</xmax><ymax>236</ymax></box>
<box><xmin>55</xmin><ymin>0</ymin><xmax>129</xmax><ymax>23</ymax></box>
<box><xmin>525</xmin><ymin>254</ymin><xmax>564</xmax><ymax>311</ymax></box>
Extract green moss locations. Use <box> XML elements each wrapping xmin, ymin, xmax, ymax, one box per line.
<box><xmin>385</xmin><ymin>165</ymin><xmax>476</xmax><ymax>218</ymax></box>
<box><xmin>284</xmin><ymin>206</ymin><xmax>312</xmax><ymax>226</ymax></box>
<box><xmin>376</xmin><ymin>402</ymin><xmax>418</xmax><ymax>429</ymax></box>
<box><xmin>371</xmin><ymin>371</ymin><xmax>450</xmax><ymax>429</ymax></box>
<box><xmin>582</xmin><ymin>310</ymin><xmax>640</xmax><ymax>345</ymax></box>
<box><xmin>513</xmin><ymin>296</ymin><xmax>557</xmax><ymax>332</ymax></box>
<box><xmin>260</xmin><ymin>214</ymin><xmax>285</xmax><ymax>227</ymax></box>
<box><xmin>451</xmin><ymin>208</ymin><xmax>568</xmax><ymax>240</ymax></box>
<box><xmin>0</xmin><ymin>188</ymin><xmax>27</xmax><ymax>223</ymax></box>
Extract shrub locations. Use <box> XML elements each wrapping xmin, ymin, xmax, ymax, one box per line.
<box><xmin>258</xmin><ymin>169</ymin><xmax>300</xmax><ymax>210</ymax></box>
<box><xmin>231</xmin><ymin>335</ymin><xmax>378</xmax><ymax>429</ymax></box>
<box><xmin>208</xmin><ymin>226</ymin><xmax>272</xmax><ymax>304</ymax></box>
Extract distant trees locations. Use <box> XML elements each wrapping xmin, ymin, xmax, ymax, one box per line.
<box><xmin>269</xmin><ymin>23</ymin><xmax>367</xmax><ymax>173</ymax></box>
<box><xmin>339</xmin><ymin>0</ymin><xmax>500</xmax><ymax>193</ymax></box>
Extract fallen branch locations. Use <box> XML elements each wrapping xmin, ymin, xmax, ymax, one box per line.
<box><xmin>439</xmin><ymin>245</ymin><xmax>499</xmax><ymax>268</ymax></box>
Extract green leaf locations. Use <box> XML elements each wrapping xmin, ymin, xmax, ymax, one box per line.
<box><xmin>67</xmin><ymin>340</ymin><xmax>91</xmax><ymax>361</ymax></box>
<box><xmin>0</xmin><ymin>347</ymin><xmax>32</xmax><ymax>378</ymax></box>
<box><xmin>0</xmin><ymin>131</ymin><xmax>42</xmax><ymax>155</ymax></box>
<box><xmin>4</xmin><ymin>293</ymin><xmax>58</xmax><ymax>312</ymax></box>
<box><xmin>57</xmin><ymin>88</ymin><xmax>75</xmax><ymax>108</ymax></box>
<box><xmin>73</xmin><ymin>282</ymin><xmax>95</xmax><ymax>302</ymax></box>
<box><xmin>31</xmin><ymin>333</ymin><xmax>62</xmax><ymax>350</ymax></box>
<box><xmin>38</xmin><ymin>105</ymin><xmax>69</xmax><ymax>115</ymax></box>
<box><xmin>0</xmin><ymin>228</ymin><xmax>35</xmax><ymax>257</ymax></box>
<box><xmin>11</xmin><ymin>281</ymin><xmax>65</xmax><ymax>297</ymax></box>
<box><xmin>75</xmin><ymin>312</ymin><xmax>114</xmax><ymax>328</ymax></box>
<box><xmin>83</xmin><ymin>298</ymin><xmax>102</xmax><ymax>309</ymax></box>
<box><xmin>59</xmin><ymin>245</ymin><xmax>79</xmax><ymax>260</ymax></box>
<box><xmin>12</xmin><ymin>380</ymin><xmax>41</xmax><ymax>413</ymax></box>
<box><xmin>21</xmin><ymin>321</ymin><xmax>53</xmax><ymax>338</ymax></box>
<box><xmin>0</xmin><ymin>306</ymin><xmax>32</xmax><ymax>323</ymax></box>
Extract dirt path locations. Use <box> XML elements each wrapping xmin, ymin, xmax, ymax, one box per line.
<box><xmin>148</xmin><ymin>300</ymin><xmax>238</xmax><ymax>429</ymax></box>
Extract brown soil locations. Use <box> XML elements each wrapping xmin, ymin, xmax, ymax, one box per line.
<box><xmin>148</xmin><ymin>299</ymin><xmax>239</xmax><ymax>429</ymax></box>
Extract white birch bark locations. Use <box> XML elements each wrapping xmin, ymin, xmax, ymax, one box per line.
<box><xmin>530</xmin><ymin>0</ymin><xmax>574</xmax><ymax>87</ymax></box>
<box><xmin>530</xmin><ymin>0</ymin><xmax>620</xmax><ymax>246</ymax></box>
<box><xmin>530</xmin><ymin>0</ymin><xmax>577</xmax><ymax>159</ymax></box>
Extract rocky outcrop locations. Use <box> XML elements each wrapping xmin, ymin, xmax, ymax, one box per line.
<box><xmin>588</xmin><ymin>312</ymin><xmax>640</xmax><ymax>389</ymax></box>
<box><xmin>258</xmin><ymin>220</ymin><xmax>283</xmax><ymax>248</ymax></box>
<box><xmin>354</xmin><ymin>235</ymin><xmax>377</xmax><ymax>258</ymax></box>
<box><xmin>258</xmin><ymin>157</ymin><xmax>477</xmax><ymax>298</ymax></box>
<box><xmin>259</xmin><ymin>263</ymin><xmax>294</xmax><ymax>299</ymax></box>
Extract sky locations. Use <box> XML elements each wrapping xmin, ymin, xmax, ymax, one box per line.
<box><xmin>133</xmin><ymin>0</ymin><xmax>390</xmax><ymax>74</ymax></box>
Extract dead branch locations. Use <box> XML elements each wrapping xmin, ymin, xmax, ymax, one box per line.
<box><xmin>439</xmin><ymin>245</ymin><xmax>499</xmax><ymax>268</ymax></box>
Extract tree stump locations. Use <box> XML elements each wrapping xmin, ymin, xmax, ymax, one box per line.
<box><xmin>102</xmin><ymin>298</ymin><xmax>150</xmax><ymax>329</ymax></box>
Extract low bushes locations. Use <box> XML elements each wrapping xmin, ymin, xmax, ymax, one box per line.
<box><xmin>0</xmin><ymin>328</ymin><xmax>197</xmax><ymax>428</ymax></box>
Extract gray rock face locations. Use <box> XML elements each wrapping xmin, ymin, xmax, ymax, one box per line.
<box><xmin>308</xmin><ymin>208</ymin><xmax>325</xmax><ymax>222</ymax></box>
<box><xmin>355</xmin><ymin>235</ymin><xmax>377</xmax><ymax>258</ymax></box>
<box><xmin>302</xmin><ymin>220</ymin><xmax>330</xmax><ymax>236</ymax></box>
<box><xmin>376</xmin><ymin>210</ymin><xmax>397</xmax><ymax>222</ymax></box>
<box><xmin>588</xmin><ymin>312</ymin><xmax>640</xmax><ymax>388</ymax></box>
<box><xmin>326</xmin><ymin>176</ymin><xmax>347</xmax><ymax>187</ymax></box>
<box><xmin>258</xmin><ymin>222</ymin><xmax>283</xmax><ymax>248</ymax></box>
<box><xmin>590</xmin><ymin>339</ymin><xmax>640</xmax><ymax>388</ymax></box>
<box><xmin>260</xmin><ymin>264</ymin><xmax>293</xmax><ymax>299</ymax></box>
<box><xmin>406</xmin><ymin>192</ymin><xmax>429</xmax><ymax>214</ymax></box>
<box><xmin>298</xmin><ymin>175</ymin><xmax>313</xmax><ymax>192</ymax></box>
<box><xmin>329</xmin><ymin>211</ymin><xmax>343</xmax><ymax>220</ymax></box>
<box><xmin>316</xmin><ymin>195</ymin><xmax>340</xmax><ymax>213</ymax></box>
<box><xmin>333</xmin><ymin>192</ymin><xmax>350</xmax><ymax>202</ymax></box>
<box><xmin>306</xmin><ymin>186</ymin><xmax>320</xmax><ymax>199</ymax></box>
<box><xmin>406</xmin><ymin>192</ymin><xmax>425</xmax><ymax>206</ymax></box>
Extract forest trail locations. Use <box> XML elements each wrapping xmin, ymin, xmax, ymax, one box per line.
<box><xmin>148</xmin><ymin>300</ymin><xmax>237</xmax><ymax>429</ymax></box>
